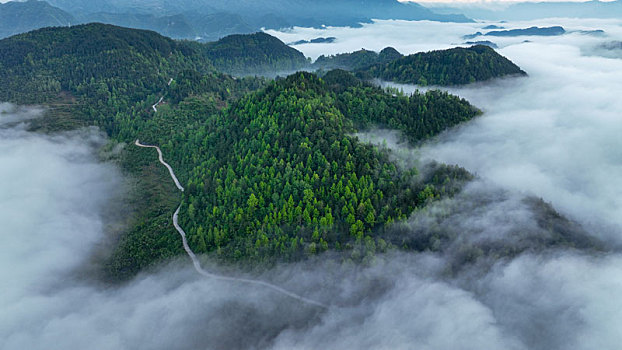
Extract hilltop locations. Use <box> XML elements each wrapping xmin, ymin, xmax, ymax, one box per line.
<box><xmin>314</xmin><ymin>47</ymin><xmax>403</xmax><ymax>71</ymax></box>
<box><xmin>362</xmin><ymin>45</ymin><xmax>527</xmax><ymax>86</ymax></box>
<box><xmin>192</xmin><ymin>32</ymin><xmax>310</xmax><ymax>75</ymax></box>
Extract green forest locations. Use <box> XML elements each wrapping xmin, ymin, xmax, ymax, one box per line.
<box><xmin>0</xmin><ymin>23</ymin><xmax>510</xmax><ymax>279</ymax></box>
<box><xmin>192</xmin><ymin>32</ymin><xmax>310</xmax><ymax>75</ymax></box>
<box><xmin>313</xmin><ymin>47</ymin><xmax>403</xmax><ymax>71</ymax></box>
<box><xmin>312</xmin><ymin>44</ymin><xmax>526</xmax><ymax>86</ymax></box>
<box><xmin>363</xmin><ymin>45</ymin><xmax>527</xmax><ymax>85</ymax></box>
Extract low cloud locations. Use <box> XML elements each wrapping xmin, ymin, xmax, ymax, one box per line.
<box><xmin>417</xmin><ymin>36</ymin><xmax>622</xmax><ymax>241</ymax></box>
<box><xmin>0</xmin><ymin>102</ymin><xmax>45</xmax><ymax>126</ymax></box>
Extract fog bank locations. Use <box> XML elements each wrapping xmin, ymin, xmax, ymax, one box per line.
<box><xmin>418</xmin><ymin>34</ymin><xmax>622</xmax><ymax>240</ymax></box>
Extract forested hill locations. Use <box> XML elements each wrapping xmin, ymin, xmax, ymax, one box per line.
<box><xmin>314</xmin><ymin>47</ymin><xmax>403</xmax><ymax>71</ymax></box>
<box><xmin>188</xmin><ymin>32</ymin><xmax>310</xmax><ymax>75</ymax></box>
<box><xmin>311</xmin><ymin>45</ymin><xmax>526</xmax><ymax>86</ymax></box>
<box><xmin>0</xmin><ymin>23</ymin><xmax>211</xmax><ymax>105</ymax></box>
<box><xmin>109</xmin><ymin>71</ymin><xmax>480</xmax><ymax>274</ymax></box>
<box><xmin>0</xmin><ymin>24</ymin><xmax>309</xmax><ymax>105</ymax></box>
<box><xmin>362</xmin><ymin>45</ymin><xmax>526</xmax><ymax>86</ymax></box>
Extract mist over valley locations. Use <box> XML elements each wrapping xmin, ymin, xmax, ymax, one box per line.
<box><xmin>1</xmin><ymin>3</ymin><xmax>622</xmax><ymax>349</ymax></box>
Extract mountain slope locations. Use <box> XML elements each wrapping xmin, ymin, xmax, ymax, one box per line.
<box><xmin>0</xmin><ymin>23</ymin><xmax>211</xmax><ymax>105</ymax></box>
<box><xmin>0</xmin><ymin>23</ymin><xmax>589</xmax><ymax>284</ymax></box>
<box><xmin>112</xmin><ymin>71</ymin><xmax>479</xmax><ymax>270</ymax></box>
<box><xmin>0</xmin><ymin>24</ymin><xmax>308</xmax><ymax>104</ymax></box>
<box><xmin>195</xmin><ymin>32</ymin><xmax>310</xmax><ymax>75</ymax></box>
<box><xmin>82</xmin><ymin>12</ymin><xmax>197</xmax><ymax>39</ymax></box>
<box><xmin>47</xmin><ymin>0</ymin><xmax>472</xmax><ymax>32</ymax></box>
<box><xmin>0</xmin><ymin>0</ymin><xmax>75</xmax><ymax>39</ymax></box>
<box><xmin>363</xmin><ymin>45</ymin><xmax>527</xmax><ymax>86</ymax></box>
<box><xmin>314</xmin><ymin>47</ymin><xmax>404</xmax><ymax>71</ymax></box>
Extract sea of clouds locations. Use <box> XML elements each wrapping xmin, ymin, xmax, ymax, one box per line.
<box><xmin>3</xmin><ymin>16</ymin><xmax>622</xmax><ymax>350</ymax></box>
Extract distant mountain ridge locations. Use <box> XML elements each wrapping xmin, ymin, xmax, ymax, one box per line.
<box><xmin>40</xmin><ymin>0</ymin><xmax>471</xmax><ymax>40</ymax></box>
<box><xmin>0</xmin><ymin>0</ymin><xmax>75</xmax><ymax>39</ymax></box>
<box><xmin>485</xmin><ymin>26</ymin><xmax>566</xmax><ymax>37</ymax></box>
<box><xmin>431</xmin><ymin>0</ymin><xmax>622</xmax><ymax>21</ymax></box>
<box><xmin>463</xmin><ymin>26</ymin><xmax>566</xmax><ymax>40</ymax></box>
<box><xmin>0</xmin><ymin>0</ymin><xmax>473</xmax><ymax>41</ymax></box>
<box><xmin>82</xmin><ymin>12</ymin><xmax>197</xmax><ymax>39</ymax></box>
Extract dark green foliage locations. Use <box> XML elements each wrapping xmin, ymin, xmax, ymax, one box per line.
<box><xmin>0</xmin><ymin>24</ymin><xmax>305</xmax><ymax>105</ymax></box>
<box><xmin>135</xmin><ymin>72</ymin><xmax>479</xmax><ymax>263</ymax></box>
<box><xmin>321</xmin><ymin>69</ymin><xmax>364</xmax><ymax>93</ymax></box>
<box><xmin>314</xmin><ymin>47</ymin><xmax>403</xmax><ymax>71</ymax></box>
<box><xmin>378</xmin><ymin>47</ymin><xmax>403</xmax><ymax>62</ymax></box>
<box><xmin>195</xmin><ymin>32</ymin><xmax>310</xmax><ymax>75</ymax></box>
<box><xmin>105</xmin><ymin>145</ymin><xmax>185</xmax><ymax>280</ymax></box>
<box><xmin>330</xmin><ymin>72</ymin><xmax>482</xmax><ymax>144</ymax></box>
<box><xmin>167</xmin><ymin>70</ymin><xmax>267</xmax><ymax>104</ymax></box>
<box><xmin>364</xmin><ymin>45</ymin><xmax>527</xmax><ymax>86</ymax></box>
<box><xmin>0</xmin><ymin>23</ymin><xmax>212</xmax><ymax>109</ymax></box>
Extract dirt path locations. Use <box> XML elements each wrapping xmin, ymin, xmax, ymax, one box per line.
<box><xmin>134</xmin><ymin>139</ymin><xmax>327</xmax><ymax>309</ymax></box>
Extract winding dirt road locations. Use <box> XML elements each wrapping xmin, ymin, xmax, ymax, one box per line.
<box><xmin>135</xmin><ymin>139</ymin><xmax>327</xmax><ymax>309</ymax></box>
<box><xmin>134</xmin><ymin>140</ymin><xmax>184</xmax><ymax>191</ymax></box>
<box><xmin>152</xmin><ymin>96</ymin><xmax>164</xmax><ymax>113</ymax></box>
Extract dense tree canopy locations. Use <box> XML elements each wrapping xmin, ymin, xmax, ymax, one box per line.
<box><xmin>314</xmin><ymin>47</ymin><xmax>403</xmax><ymax>71</ymax></box>
<box><xmin>362</xmin><ymin>45</ymin><xmax>527</xmax><ymax>86</ymax></box>
<box><xmin>192</xmin><ymin>32</ymin><xmax>310</xmax><ymax>75</ymax></box>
